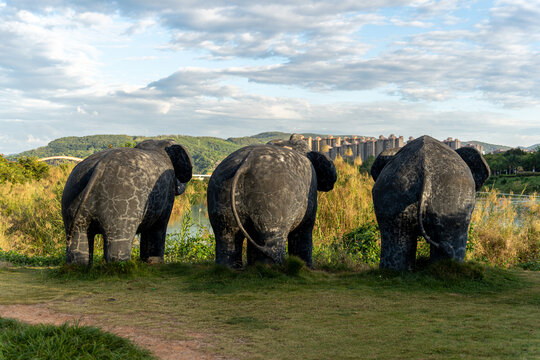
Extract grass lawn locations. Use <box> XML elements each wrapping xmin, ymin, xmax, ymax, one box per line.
<box><xmin>0</xmin><ymin>262</ymin><xmax>539</xmax><ymax>359</ymax></box>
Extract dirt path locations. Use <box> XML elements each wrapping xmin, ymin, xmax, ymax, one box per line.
<box><xmin>0</xmin><ymin>303</ymin><xmax>219</xmax><ymax>360</ymax></box>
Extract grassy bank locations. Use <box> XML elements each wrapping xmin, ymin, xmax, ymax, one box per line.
<box><xmin>0</xmin><ymin>262</ymin><xmax>538</xmax><ymax>359</ymax></box>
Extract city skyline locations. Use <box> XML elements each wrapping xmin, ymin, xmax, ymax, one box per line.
<box><xmin>1</xmin><ymin>1</ymin><xmax>539</xmax><ymax>154</ymax></box>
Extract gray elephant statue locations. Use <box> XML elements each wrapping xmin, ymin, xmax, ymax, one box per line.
<box><xmin>61</xmin><ymin>139</ymin><xmax>192</xmax><ymax>265</ymax></box>
<box><xmin>371</xmin><ymin>135</ymin><xmax>490</xmax><ymax>270</ymax></box>
<box><xmin>207</xmin><ymin>135</ymin><xmax>337</xmax><ymax>268</ymax></box>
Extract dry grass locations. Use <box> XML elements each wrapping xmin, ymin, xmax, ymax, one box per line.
<box><xmin>470</xmin><ymin>191</ymin><xmax>539</xmax><ymax>267</ymax></box>
<box><xmin>0</xmin><ymin>165</ymin><xmax>71</xmax><ymax>255</ymax></box>
<box><xmin>314</xmin><ymin>157</ymin><xmax>375</xmax><ymax>246</ymax></box>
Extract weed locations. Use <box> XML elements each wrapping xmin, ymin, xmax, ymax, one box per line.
<box><xmin>282</xmin><ymin>256</ymin><xmax>304</xmax><ymax>276</ymax></box>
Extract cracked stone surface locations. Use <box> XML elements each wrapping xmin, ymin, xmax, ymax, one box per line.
<box><xmin>207</xmin><ymin>135</ymin><xmax>337</xmax><ymax>267</ymax></box>
<box><xmin>61</xmin><ymin>139</ymin><xmax>192</xmax><ymax>265</ymax></box>
<box><xmin>371</xmin><ymin>135</ymin><xmax>490</xmax><ymax>271</ymax></box>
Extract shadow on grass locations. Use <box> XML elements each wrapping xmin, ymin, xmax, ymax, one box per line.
<box><xmin>47</xmin><ymin>257</ymin><xmax>528</xmax><ymax>297</ymax></box>
<box><xmin>49</xmin><ymin>260</ymin><xmax>156</xmax><ymax>280</ymax></box>
<box><xmin>345</xmin><ymin>259</ymin><xmax>526</xmax><ymax>295</ymax></box>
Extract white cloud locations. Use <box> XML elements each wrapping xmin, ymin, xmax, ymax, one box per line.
<box><xmin>0</xmin><ymin>0</ymin><xmax>539</xmax><ymax>154</ymax></box>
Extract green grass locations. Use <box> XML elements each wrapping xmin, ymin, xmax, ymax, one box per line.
<box><xmin>484</xmin><ymin>174</ymin><xmax>540</xmax><ymax>194</ymax></box>
<box><xmin>0</xmin><ymin>317</ymin><xmax>154</xmax><ymax>359</ymax></box>
<box><xmin>1</xmin><ymin>262</ymin><xmax>538</xmax><ymax>359</ymax></box>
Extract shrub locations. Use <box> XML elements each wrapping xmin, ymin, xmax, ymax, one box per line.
<box><xmin>338</xmin><ymin>221</ymin><xmax>380</xmax><ymax>264</ymax></box>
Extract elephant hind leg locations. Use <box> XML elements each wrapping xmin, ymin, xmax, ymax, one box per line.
<box><xmin>288</xmin><ymin>227</ymin><xmax>313</xmax><ymax>268</ymax></box>
<box><xmin>140</xmin><ymin>221</ymin><xmax>168</xmax><ymax>263</ymax></box>
<box><xmin>102</xmin><ymin>221</ymin><xmax>138</xmax><ymax>263</ymax></box>
<box><xmin>379</xmin><ymin>220</ymin><xmax>418</xmax><ymax>271</ymax></box>
<box><xmin>66</xmin><ymin>228</ymin><xmax>96</xmax><ymax>266</ymax></box>
<box><xmin>215</xmin><ymin>230</ymin><xmax>244</xmax><ymax>268</ymax></box>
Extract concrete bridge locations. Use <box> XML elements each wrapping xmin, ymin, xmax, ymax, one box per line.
<box><xmin>38</xmin><ymin>156</ymin><xmax>211</xmax><ymax>180</ymax></box>
<box><xmin>38</xmin><ymin>156</ymin><xmax>84</xmax><ymax>165</ymax></box>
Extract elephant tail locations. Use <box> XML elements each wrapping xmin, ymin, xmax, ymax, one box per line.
<box><xmin>66</xmin><ymin>160</ymin><xmax>106</xmax><ymax>246</ymax></box>
<box><xmin>417</xmin><ymin>173</ymin><xmax>454</xmax><ymax>257</ymax></box>
<box><xmin>230</xmin><ymin>151</ymin><xmax>279</xmax><ymax>262</ymax></box>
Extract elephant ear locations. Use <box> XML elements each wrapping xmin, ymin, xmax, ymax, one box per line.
<box><xmin>456</xmin><ymin>147</ymin><xmax>491</xmax><ymax>191</ymax></box>
<box><xmin>165</xmin><ymin>144</ymin><xmax>193</xmax><ymax>183</ymax></box>
<box><xmin>307</xmin><ymin>151</ymin><xmax>337</xmax><ymax>192</ymax></box>
<box><xmin>371</xmin><ymin>148</ymin><xmax>400</xmax><ymax>182</ymax></box>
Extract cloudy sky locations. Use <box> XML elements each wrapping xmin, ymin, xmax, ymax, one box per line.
<box><xmin>1</xmin><ymin>0</ymin><xmax>539</xmax><ymax>154</ymax></box>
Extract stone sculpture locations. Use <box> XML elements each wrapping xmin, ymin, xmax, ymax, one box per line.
<box><xmin>61</xmin><ymin>139</ymin><xmax>192</xmax><ymax>265</ymax></box>
<box><xmin>207</xmin><ymin>135</ymin><xmax>337</xmax><ymax>267</ymax></box>
<box><xmin>371</xmin><ymin>135</ymin><xmax>490</xmax><ymax>270</ymax></box>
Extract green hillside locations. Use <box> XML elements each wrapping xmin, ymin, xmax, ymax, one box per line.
<box><xmin>11</xmin><ymin>133</ymin><xmax>293</xmax><ymax>174</ymax></box>
<box><xmin>466</xmin><ymin>141</ymin><xmax>512</xmax><ymax>154</ymax></box>
<box><xmin>11</xmin><ymin>132</ymin><xmax>524</xmax><ymax>173</ymax></box>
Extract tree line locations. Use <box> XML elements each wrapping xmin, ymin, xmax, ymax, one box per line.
<box><xmin>484</xmin><ymin>148</ymin><xmax>540</xmax><ymax>175</ymax></box>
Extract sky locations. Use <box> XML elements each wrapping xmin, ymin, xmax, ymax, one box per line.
<box><xmin>1</xmin><ymin>0</ymin><xmax>539</xmax><ymax>154</ymax></box>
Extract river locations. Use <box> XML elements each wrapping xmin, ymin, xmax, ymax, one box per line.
<box><xmin>167</xmin><ymin>192</ymin><xmax>538</xmax><ymax>236</ymax></box>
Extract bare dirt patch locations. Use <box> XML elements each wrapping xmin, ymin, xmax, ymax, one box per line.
<box><xmin>0</xmin><ymin>303</ymin><xmax>219</xmax><ymax>360</ymax></box>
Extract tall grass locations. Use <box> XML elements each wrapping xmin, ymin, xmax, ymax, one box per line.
<box><xmin>314</xmin><ymin>157</ymin><xmax>375</xmax><ymax>245</ymax></box>
<box><xmin>470</xmin><ymin>191</ymin><xmax>539</xmax><ymax>268</ymax></box>
<box><xmin>0</xmin><ymin>165</ymin><xmax>70</xmax><ymax>256</ymax></box>
<box><xmin>0</xmin><ymin>158</ymin><xmax>537</xmax><ymax>269</ymax></box>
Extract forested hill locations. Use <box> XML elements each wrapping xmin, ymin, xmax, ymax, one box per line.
<box><xmin>11</xmin><ymin>132</ymin><xmax>292</xmax><ymax>174</ymax></box>
<box><xmin>466</xmin><ymin>141</ymin><xmax>512</xmax><ymax>154</ymax></box>
<box><xmin>11</xmin><ymin>132</ymin><xmax>524</xmax><ymax>174</ymax></box>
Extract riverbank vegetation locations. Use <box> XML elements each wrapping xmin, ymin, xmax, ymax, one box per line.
<box><xmin>0</xmin><ymin>157</ymin><xmax>537</xmax><ymax>270</ymax></box>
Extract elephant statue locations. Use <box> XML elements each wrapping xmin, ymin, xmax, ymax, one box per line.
<box><xmin>61</xmin><ymin>139</ymin><xmax>192</xmax><ymax>265</ymax></box>
<box><xmin>207</xmin><ymin>134</ymin><xmax>337</xmax><ymax>268</ymax></box>
<box><xmin>371</xmin><ymin>135</ymin><xmax>490</xmax><ymax>270</ymax></box>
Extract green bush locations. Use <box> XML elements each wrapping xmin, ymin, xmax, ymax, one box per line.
<box><xmin>0</xmin><ymin>156</ymin><xmax>49</xmax><ymax>184</ymax></box>
<box><xmin>282</xmin><ymin>256</ymin><xmax>305</xmax><ymax>276</ymax></box>
<box><xmin>338</xmin><ymin>221</ymin><xmax>380</xmax><ymax>264</ymax></box>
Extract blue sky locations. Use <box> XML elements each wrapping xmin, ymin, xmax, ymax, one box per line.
<box><xmin>1</xmin><ymin>0</ymin><xmax>539</xmax><ymax>154</ymax></box>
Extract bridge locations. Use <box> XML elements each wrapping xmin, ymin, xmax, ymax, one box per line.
<box><xmin>38</xmin><ymin>156</ymin><xmax>84</xmax><ymax>165</ymax></box>
<box><xmin>38</xmin><ymin>156</ymin><xmax>212</xmax><ymax>180</ymax></box>
<box><xmin>193</xmin><ymin>174</ymin><xmax>211</xmax><ymax>181</ymax></box>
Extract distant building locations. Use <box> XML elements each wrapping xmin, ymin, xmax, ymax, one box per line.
<box><xmin>301</xmin><ymin>134</ymin><xmax>405</xmax><ymax>163</ymax></box>
<box><xmin>464</xmin><ymin>142</ymin><xmax>484</xmax><ymax>154</ymax></box>
<box><xmin>299</xmin><ymin>134</ymin><xmax>487</xmax><ymax>161</ymax></box>
<box><xmin>443</xmin><ymin>137</ymin><xmax>461</xmax><ymax>150</ymax></box>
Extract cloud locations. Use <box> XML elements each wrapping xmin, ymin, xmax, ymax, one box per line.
<box><xmin>0</xmin><ymin>0</ymin><xmax>539</xmax><ymax>154</ymax></box>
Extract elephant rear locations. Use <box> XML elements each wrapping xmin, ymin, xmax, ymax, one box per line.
<box><xmin>208</xmin><ymin>143</ymin><xmax>333</xmax><ymax>267</ymax></box>
<box><xmin>62</xmin><ymin>142</ymin><xmax>192</xmax><ymax>265</ymax></box>
<box><xmin>372</xmin><ymin>136</ymin><xmax>488</xmax><ymax>270</ymax></box>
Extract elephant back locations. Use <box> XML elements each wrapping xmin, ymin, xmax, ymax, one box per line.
<box><xmin>373</xmin><ymin>136</ymin><xmax>475</xmax><ymax>218</ymax></box>
<box><xmin>209</xmin><ymin>145</ymin><xmax>313</xmax><ymax>234</ymax></box>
